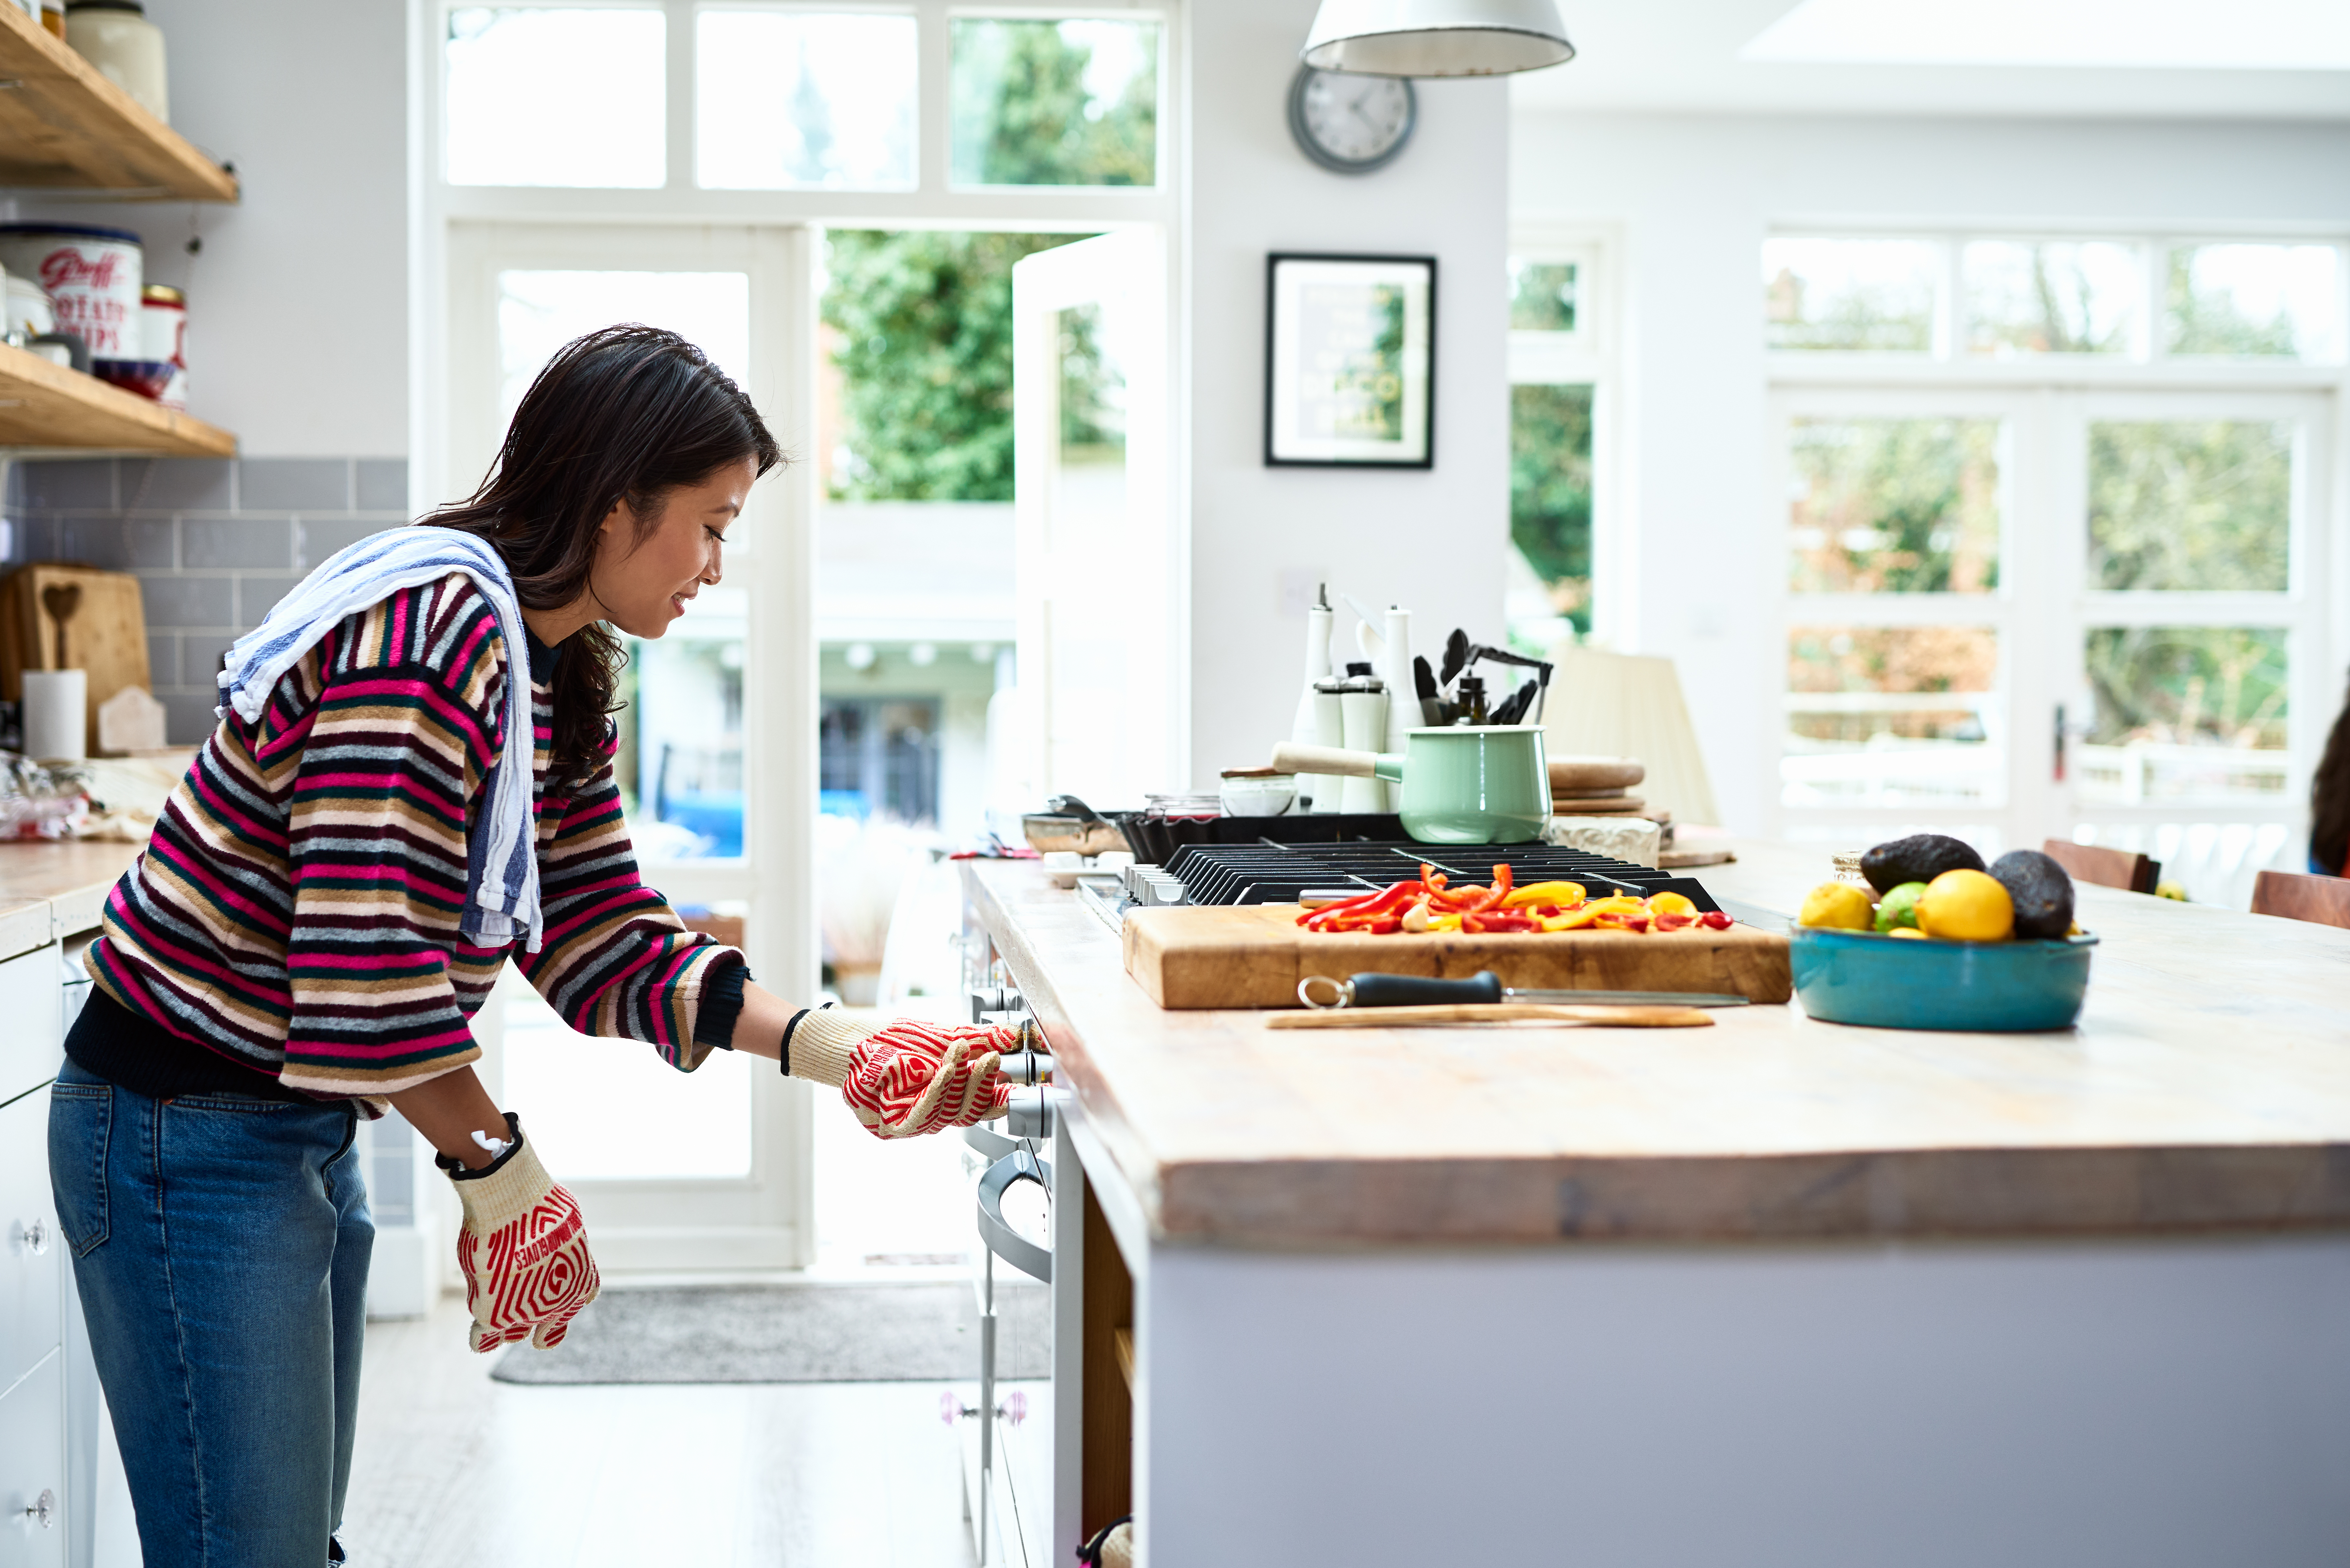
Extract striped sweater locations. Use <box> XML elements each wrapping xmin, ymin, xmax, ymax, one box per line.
<box><xmin>87</xmin><ymin>573</ymin><xmax>744</xmax><ymax>1100</ymax></box>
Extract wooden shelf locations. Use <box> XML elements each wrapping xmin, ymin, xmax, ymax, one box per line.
<box><xmin>0</xmin><ymin>5</ymin><xmax>236</xmax><ymax>201</ymax></box>
<box><xmin>0</xmin><ymin>342</ymin><xmax>232</xmax><ymax>455</ymax></box>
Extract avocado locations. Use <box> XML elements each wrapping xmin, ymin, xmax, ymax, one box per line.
<box><xmin>1989</xmin><ymin>849</ymin><xmax>2076</xmax><ymax>940</ymax></box>
<box><xmin>1860</xmin><ymin>833</ymin><xmax>1986</xmax><ymax>894</ymax></box>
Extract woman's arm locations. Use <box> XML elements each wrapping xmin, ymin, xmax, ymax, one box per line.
<box><xmin>387</xmin><ymin>1065</ymin><xmax>509</xmax><ymax>1170</ymax></box>
<box><xmin>720</xmin><ymin>980</ymin><xmax>801</xmax><ymax>1062</ymax></box>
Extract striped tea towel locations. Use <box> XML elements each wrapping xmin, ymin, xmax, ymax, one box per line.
<box><xmin>218</xmin><ymin>525</ymin><xmax>546</xmax><ymax>951</ymax></box>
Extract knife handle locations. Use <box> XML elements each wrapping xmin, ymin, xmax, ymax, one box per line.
<box><xmin>1346</xmin><ymin>971</ymin><xmax>1504</xmax><ymax>1007</ymax></box>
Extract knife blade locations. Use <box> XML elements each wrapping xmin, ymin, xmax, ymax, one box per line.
<box><xmin>1299</xmin><ymin>970</ymin><xmax>1750</xmax><ymax>1010</ymax></box>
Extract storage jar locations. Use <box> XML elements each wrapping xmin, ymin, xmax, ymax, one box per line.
<box><xmin>65</xmin><ymin>0</ymin><xmax>167</xmax><ymax>123</ymax></box>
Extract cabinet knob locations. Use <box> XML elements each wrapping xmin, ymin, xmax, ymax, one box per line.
<box><xmin>24</xmin><ymin>1488</ymin><xmax>55</xmax><ymax>1528</ymax></box>
<box><xmin>19</xmin><ymin>1218</ymin><xmax>48</xmax><ymax>1256</ymax></box>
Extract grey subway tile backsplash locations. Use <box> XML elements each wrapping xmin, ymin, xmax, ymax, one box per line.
<box><xmin>296</xmin><ymin>518</ymin><xmax>398</xmax><ymax>570</ymax></box>
<box><xmin>159</xmin><ymin>692</ymin><xmax>222</xmax><ymax>746</ymax></box>
<box><xmin>182</xmin><ymin>632</ymin><xmax>236</xmax><ymax>687</ymax></box>
<box><xmin>118</xmin><ymin>457</ymin><xmax>235</xmax><ymax>513</ymax></box>
<box><xmin>60</xmin><ymin>517</ymin><xmax>176</xmax><ymax>570</ymax></box>
<box><xmin>237</xmin><ymin>574</ymin><xmax>303</xmax><ymax>624</ymax></box>
<box><xmin>185</xmin><ymin>517</ymin><xmax>295</xmax><ymax>570</ymax></box>
<box><xmin>137</xmin><ymin>573</ymin><xmax>236</xmax><ymax>626</ymax></box>
<box><xmin>147</xmin><ymin>633</ymin><xmax>179</xmax><ymax>688</ymax></box>
<box><xmin>19</xmin><ymin>457</ymin><xmax>115</xmax><ymax>510</ymax></box>
<box><xmin>239</xmin><ymin>458</ymin><xmax>352</xmax><ymax>513</ymax></box>
<box><xmin>355</xmin><ymin>459</ymin><xmax>410</xmax><ymax>515</ymax></box>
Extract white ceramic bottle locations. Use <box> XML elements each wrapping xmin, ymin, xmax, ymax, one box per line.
<box><xmin>1337</xmin><ymin>664</ymin><xmax>1388</xmax><ymax>816</ymax></box>
<box><xmin>1377</xmin><ymin>604</ymin><xmax>1414</xmax><ymax>810</ymax></box>
<box><xmin>1309</xmin><ymin>676</ymin><xmax>1347</xmax><ymax>813</ymax></box>
<box><xmin>1290</xmin><ymin>585</ymin><xmax>1333</xmax><ymax>812</ymax></box>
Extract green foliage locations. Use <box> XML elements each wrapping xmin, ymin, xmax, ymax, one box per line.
<box><xmin>2085</xmin><ymin>626</ymin><xmax>2288</xmax><ymax>750</ymax></box>
<box><xmin>950</xmin><ymin>20</ymin><xmax>1157</xmax><ymax>187</ymax></box>
<box><xmin>1510</xmin><ymin>263</ymin><xmax>1578</xmax><ymax>333</ymax></box>
<box><xmin>822</xmin><ymin>230</ymin><xmax>1088</xmax><ymax>501</ymax></box>
<box><xmin>2089</xmin><ymin>420</ymin><xmax>2291</xmax><ymax>591</ymax></box>
<box><xmin>1510</xmin><ymin>384</ymin><xmax>1593</xmax><ymax>634</ymax></box>
<box><xmin>1789</xmin><ymin>419</ymin><xmax>2001</xmax><ymax>594</ymax></box>
<box><xmin>2167</xmin><ymin>255</ymin><xmax>2299</xmax><ymax>357</ymax></box>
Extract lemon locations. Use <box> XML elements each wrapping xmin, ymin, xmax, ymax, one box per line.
<box><xmin>1917</xmin><ymin>869</ymin><xmax>2014</xmax><ymax>942</ymax></box>
<box><xmin>1874</xmin><ymin>881</ymin><xmax>1927</xmax><ymax>933</ymax></box>
<box><xmin>1799</xmin><ymin>881</ymin><xmax>1875</xmax><ymax>931</ymax></box>
<box><xmin>1887</xmin><ymin>927</ymin><xmax>1928</xmax><ymax>940</ymax></box>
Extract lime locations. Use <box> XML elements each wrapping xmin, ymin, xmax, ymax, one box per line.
<box><xmin>1799</xmin><ymin>881</ymin><xmax>1875</xmax><ymax>932</ymax></box>
<box><xmin>1918</xmin><ymin>869</ymin><xmax>2014</xmax><ymax>942</ymax></box>
<box><xmin>1874</xmin><ymin>882</ymin><xmax>1928</xmax><ymax>933</ymax></box>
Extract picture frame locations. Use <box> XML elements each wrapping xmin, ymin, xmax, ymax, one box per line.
<box><xmin>1264</xmin><ymin>252</ymin><xmax>1437</xmax><ymax>468</ymax></box>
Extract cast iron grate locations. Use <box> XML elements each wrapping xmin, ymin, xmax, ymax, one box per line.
<box><xmin>1160</xmin><ymin>841</ymin><xmax>1719</xmax><ymax>911</ymax></box>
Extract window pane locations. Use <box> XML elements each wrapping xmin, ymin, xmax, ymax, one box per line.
<box><xmin>1784</xmin><ymin>626</ymin><xmax>2002</xmax><ymax>806</ymax></box>
<box><xmin>1510</xmin><ymin>261</ymin><xmax>1578</xmax><ymax>332</ymax></box>
<box><xmin>1788</xmin><ymin>418</ymin><xmax>2001</xmax><ymax>594</ymax></box>
<box><xmin>2080</xmin><ymin>627</ymin><xmax>2289</xmax><ymax>803</ymax></box>
<box><xmin>496</xmin><ymin>270</ymin><xmax>750</xmax><ymax>432</ymax></box>
<box><xmin>2167</xmin><ymin>244</ymin><xmax>2343</xmax><ymax>361</ymax></box>
<box><xmin>616</xmin><ymin>596</ymin><xmax>748</xmax><ymax>859</ymax></box>
<box><xmin>1764</xmin><ymin>238</ymin><xmax>1938</xmax><ymax>353</ymax></box>
<box><xmin>2088</xmin><ymin>421</ymin><xmax>2291</xmax><ymax>592</ymax></box>
<box><xmin>446</xmin><ymin>8</ymin><xmax>665</xmax><ymax>188</ymax></box>
<box><xmin>1963</xmin><ymin>240</ymin><xmax>2141</xmax><ymax>357</ymax></box>
<box><xmin>1509</xmin><ymin>383</ymin><xmax>1592</xmax><ymax>647</ymax></box>
<box><xmin>697</xmin><ymin>11</ymin><xmax>916</xmax><ymax>190</ymax></box>
<box><xmin>503</xmin><ymin>982</ymin><xmax>754</xmax><ymax>1178</ymax></box>
<box><xmin>949</xmin><ymin>18</ymin><xmax>1158</xmax><ymax>187</ymax></box>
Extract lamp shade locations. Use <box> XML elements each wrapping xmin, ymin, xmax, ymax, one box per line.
<box><xmin>1300</xmin><ymin>0</ymin><xmax>1574</xmax><ymax>77</ymax></box>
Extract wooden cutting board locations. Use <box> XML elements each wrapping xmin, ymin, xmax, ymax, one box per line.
<box><xmin>1124</xmin><ymin>903</ymin><xmax>1792</xmax><ymax>1009</ymax></box>
<box><xmin>0</xmin><ymin>564</ymin><xmax>150</xmax><ymax>752</ymax></box>
<box><xmin>1550</xmin><ymin>756</ymin><xmax>1643</xmax><ymax>791</ymax></box>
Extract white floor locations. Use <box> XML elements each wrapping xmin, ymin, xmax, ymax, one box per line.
<box><xmin>341</xmin><ymin>1291</ymin><xmax>981</xmax><ymax>1568</ymax></box>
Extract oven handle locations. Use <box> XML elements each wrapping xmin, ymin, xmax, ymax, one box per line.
<box><xmin>977</xmin><ymin>1146</ymin><xmax>1053</xmax><ymax>1284</ymax></box>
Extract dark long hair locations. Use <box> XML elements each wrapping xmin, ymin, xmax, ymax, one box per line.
<box><xmin>423</xmin><ymin>326</ymin><xmax>781</xmax><ymax>788</ymax></box>
<box><xmin>2315</xmin><ymin>670</ymin><xmax>2350</xmax><ymax>876</ymax></box>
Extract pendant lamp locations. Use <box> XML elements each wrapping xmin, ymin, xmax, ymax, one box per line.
<box><xmin>1300</xmin><ymin>0</ymin><xmax>1574</xmax><ymax>77</ymax></box>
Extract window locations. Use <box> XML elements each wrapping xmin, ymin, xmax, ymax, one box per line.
<box><xmin>949</xmin><ymin>18</ymin><xmax>1160</xmax><ymax>187</ymax></box>
<box><xmin>1765</xmin><ymin>231</ymin><xmax>2336</xmax><ymax>903</ymax></box>
<box><xmin>1507</xmin><ymin>239</ymin><xmax>1608</xmax><ymax>654</ymax></box>
<box><xmin>445</xmin><ymin>8</ymin><xmax>667</xmax><ymax>187</ymax></box>
<box><xmin>697</xmin><ymin>10</ymin><xmax>919</xmax><ymax>191</ymax></box>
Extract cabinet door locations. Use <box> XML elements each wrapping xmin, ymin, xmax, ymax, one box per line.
<box><xmin>0</xmin><ymin>1091</ymin><xmax>60</xmax><ymax>1400</ymax></box>
<box><xmin>0</xmin><ymin>1350</ymin><xmax>65</xmax><ymax>1568</ymax></box>
<box><xmin>0</xmin><ymin>947</ymin><xmax>63</xmax><ymax>1105</ymax></box>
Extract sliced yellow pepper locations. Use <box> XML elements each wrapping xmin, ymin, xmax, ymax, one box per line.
<box><xmin>1426</xmin><ymin>912</ymin><xmax>1462</xmax><ymax>932</ymax></box>
<box><xmin>1646</xmin><ymin>891</ymin><xmax>1697</xmax><ymax>918</ymax></box>
<box><xmin>1539</xmin><ymin>910</ymin><xmax>1596</xmax><ymax>931</ymax></box>
<box><xmin>1502</xmin><ymin>880</ymin><xmax>1587</xmax><ymax>911</ymax></box>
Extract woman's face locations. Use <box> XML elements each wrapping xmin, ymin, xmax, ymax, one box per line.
<box><xmin>592</xmin><ymin>457</ymin><xmax>757</xmax><ymax>638</ymax></box>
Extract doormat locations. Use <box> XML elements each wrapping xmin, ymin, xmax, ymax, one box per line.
<box><xmin>487</xmin><ymin>1282</ymin><xmax>1051</xmax><ymax>1386</ymax></box>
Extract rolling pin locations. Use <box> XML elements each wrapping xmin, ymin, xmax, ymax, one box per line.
<box><xmin>1268</xmin><ymin>1003</ymin><xmax>1712</xmax><ymax>1029</ymax></box>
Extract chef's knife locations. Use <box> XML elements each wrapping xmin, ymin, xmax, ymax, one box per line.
<box><xmin>1300</xmin><ymin>970</ymin><xmax>1748</xmax><ymax>1010</ymax></box>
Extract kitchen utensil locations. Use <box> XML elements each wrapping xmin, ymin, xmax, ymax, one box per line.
<box><xmin>0</xmin><ymin>224</ymin><xmax>142</xmax><ymax>361</ymax></box>
<box><xmin>1267</xmin><ymin>1003</ymin><xmax>1713</xmax><ymax>1029</ymax></box>
<box><xmin>1335</xmin><ymin>663</ymin><xmax>1388</xmax><ymax>815</ymax></box>
<box><xmin>65</xmin><ymin>0</ymin><xmax>169</xmax><ymax>122</ymax></box>
<box><xmin>1377</xmin><ymin>605</ymin><xmax>1414</xmax><ymax>807</ymax></box>
<box><xmin>1791</xmin><ymin>927</ymin><xmax>2096</xmax><ymax>1032</ymax></box>
<box><xmin>21</xmin><ymin>668</ymin><xmax>86</xmax><ymax>761</ymax></box>
<box><xmin>1290</xmin><ymin>584</ymin><xmax>1333</xmax><ymax>810</ymax></box>
<box><xmin>1466</xmin><ymin>645</ymin><xmax>1554</xmax><ymax>725</ymax></box>
<box><xmin>1218</xmin><ymin>769</ymin><xmax>1298</xmax><ymax>817</ymax></box>
<box><xmin>39</xmin><ymin>582</ymin><xmax>78</xmax><ymax>666</ymax></box>
<box><xmin>1274</xmin><ymin>724</ymin><xmax>1549</xmax><ymax>844</ymax></box>
<box><xmin>1492</xmin><ymin>679</ymin><xmax>1538</xmax><ymax>726</ymax></box>
<box><xmin>1439</xmin><ymin>628</ymin><xmax>1470</xmax><ymax>688</ymax></box>
<box><xmin>1413</xmin><ymin>655</ymin><xmax>1441</xmax><ymax>724</ymax></box>
<box><xmin>1299</xmin><ymin>971</ymin><xmax>1748</xmax><ymax>1009</ymax></box>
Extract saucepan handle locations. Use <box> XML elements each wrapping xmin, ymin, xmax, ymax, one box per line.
<box><xmin>1271</xmin><ymin>742</ymin><xmax>1378</xmax><ymax>779</ymax></box>
<box><xmin>1346</xmin><ymin>971</ymin><xmax>1506</xmax><ymax>1008</ymax></box>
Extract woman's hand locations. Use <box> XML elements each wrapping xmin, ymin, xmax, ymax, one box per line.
<box><xmin>727</xmin><ymin>981</ymin><xmax>1013</xmax><ymax>1138</ymax></box>
<box><xmin>437</xmin><ymin>1113</ymin><xmax>601</xmax><ymax>1352</ymax></box>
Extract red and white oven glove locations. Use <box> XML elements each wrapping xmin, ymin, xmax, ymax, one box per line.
<box><xmin>437</xmin><ymin>1113</ymin><xmax>601</xmax><ymax>1354</ymax></box>
<box><xmin>788</xmin><ymin>1012</ymin><xmax>1014</xmax><ymax>1139</ymax></box>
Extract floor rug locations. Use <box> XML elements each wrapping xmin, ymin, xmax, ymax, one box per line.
<box><xmin>487</xmin><ymin>1281</ymin><xmax>1050</xmax><ymax>1385</ymax></box>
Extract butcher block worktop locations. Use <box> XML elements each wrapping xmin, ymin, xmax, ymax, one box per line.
<box><xmin>0</xmin><ymin>838</ymin><xmax>140</xmax><ymax>960</ymax></box>
<box><xmin>966</xmin><ymin>842</ymin><xmax>2350</xmax><ymax>1247</ymax></box>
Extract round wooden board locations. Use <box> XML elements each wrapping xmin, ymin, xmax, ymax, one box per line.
<box><xmin>1548</xmin><ymin>756</ymin><xmax>1644</xmax><ymax>790</ymax></box>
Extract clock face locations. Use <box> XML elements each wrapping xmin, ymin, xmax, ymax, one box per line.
<box><xmin>1289</xmin><ymin>67</ymin><xmax>1416</xmax><ymax>174</ymax></box>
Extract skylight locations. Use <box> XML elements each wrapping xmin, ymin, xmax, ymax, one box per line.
<box><xmin>1743</xmin><ymin>0</ymin><xmax>2350</xmax><ymax>69</ymax></box>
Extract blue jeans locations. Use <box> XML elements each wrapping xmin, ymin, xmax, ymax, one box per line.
<box><xmin>47</xmin><ymin>1057</ymin><xmax>373</xmax><ymax>1568</ymax></box>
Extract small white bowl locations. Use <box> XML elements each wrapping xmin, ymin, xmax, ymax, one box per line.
<box><xmin>1219</xmin><ymin>774</ymin><xmax>1298</xmax><ymax>817</ymax></box>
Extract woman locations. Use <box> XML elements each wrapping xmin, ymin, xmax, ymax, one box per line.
<box><xmin>46</xmin><ymin>325</ymin><xmax>1014</xmax><ymax>1568</ymax></box>
<box><xmin>2313</xmin><ymin>674</ymin><xmax>2350</xmax><ymax>876</ymax></box>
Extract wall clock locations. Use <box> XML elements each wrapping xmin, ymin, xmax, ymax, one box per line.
<box><xmin>1286</xmin><ymin>66</ymin><xmax>1416</xmax><ymax>175</ymax></box>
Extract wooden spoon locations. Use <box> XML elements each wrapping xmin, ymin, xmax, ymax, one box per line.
<box><xmin>39</xmin><ymin>582</ymin><xmax>80</xmax><ymax>668</ymax></box>
<box><xmin>1268</xmin><ymin>1003</ymin><xmax>1713</xmax><ymax>1029</ymax></box>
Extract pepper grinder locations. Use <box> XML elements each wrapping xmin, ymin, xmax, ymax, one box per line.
<box><xmin>1377</xmin><ymin>604</ymin><xmax>1414</xmax><ymax>811</ymax></box>
<box><xmin>1290</xmin><ymin>584</ymin><xmax>1334</xmax><ymax>813</ymax></box>
<box><xmin>1337</xmin><ymin>662</ymin><xmax>1388</xmax><ymax>815</ymax></box>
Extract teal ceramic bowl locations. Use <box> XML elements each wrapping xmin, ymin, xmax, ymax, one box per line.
<box><xmin>1791</xmin><ymin>927</ymin><xmax>2097</xmax><ymax>1031</ymax></box>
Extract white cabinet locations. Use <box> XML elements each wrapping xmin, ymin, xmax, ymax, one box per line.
<box><xmin>0</xmin><ymin>1351</ymin><xmax>65</xmax><ymax>1568</ymax></box>
<box><xmin>0</xmin><ymin>1091</ymin><xmax>61</xmax><ymax>1402</ymax></box>
<box><xmin>0</xmin><ymin>944</ymin><xmax>63</xmax><ymax>1104</ymax></box>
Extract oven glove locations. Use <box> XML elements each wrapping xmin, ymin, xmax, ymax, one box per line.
<box><xmin>437</xmin><ymin>1113</ymin><xmax>601</xmax><ymax>1354</ymax></box>
<box><xmin>789</xmin><ymin>1011</ymin><xmax>1014</xmax><ymax>1140</ymax></box>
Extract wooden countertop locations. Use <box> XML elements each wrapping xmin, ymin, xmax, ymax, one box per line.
<box><xmin>0</xmin><ymin>839</ymin><xmax>140</xmax><ymax>961</ymax></box>
<box><xmin>968</xmin><ymin>843</ymin><xmax>2350</xmax><ymax>1247</ymax></box>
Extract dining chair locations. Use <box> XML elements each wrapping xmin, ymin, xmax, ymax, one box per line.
<box><xmin>2041</xmin><ymin>839</ymin><xmax>2160</xmax><ymax>895</ymax></box>
<box><xmin>2249</xmin><ymin>869</ymin><xmax>2350</xmax><ymax>931</ymax></box>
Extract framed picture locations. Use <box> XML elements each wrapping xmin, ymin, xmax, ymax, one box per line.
<box><xmin>1264</xmin><ymin>252</ymin><xmax>1436</xmax><ymax>468</ymax></box>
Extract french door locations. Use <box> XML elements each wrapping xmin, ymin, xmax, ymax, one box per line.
<box><xmin>446</xmin><ymin>221</ymin><xmax>820</xmax><ymax>1270</ymax></box>
<box><xmin>1009</xmin><ymin>229</ymin><xmax>1182</xmax><ymax>807</ymax></box>
<box><xmin>1770</xmin><ymin>383</ymin><xmax>2332</xmax><ymax>905</ymax></box>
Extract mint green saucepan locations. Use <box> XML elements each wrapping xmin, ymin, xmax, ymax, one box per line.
<box><xmin>1272</xmin><ymin>727</ymin><xmax>1550</xmax><ymax>844</ymax></box>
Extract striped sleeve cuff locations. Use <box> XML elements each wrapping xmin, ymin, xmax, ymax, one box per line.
<box><xmin>693</xmin><ymin>956</ymin><xmax>750</xmax><ymax>1050</ymax></box>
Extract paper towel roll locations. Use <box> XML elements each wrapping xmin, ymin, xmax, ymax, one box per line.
<box><xmin>22</xmin><ymin>668</ymin><xmax>86</xmax><ymax>761</ymax></box>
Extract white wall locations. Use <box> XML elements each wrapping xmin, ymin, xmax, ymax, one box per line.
<box><xmin>1513</xmin><ymin>112</ymin><xmax>2350</xmax><ymax>833</ymax></box>
<box><xmin>1185</xmin><ymin>0</ymin><xmax>1512</xmax><ymax>786</ymax></box>
<box><xmin>18</xmin><ymin>0</ymin><xmax>409</xmax><ymax>457</ymax></box>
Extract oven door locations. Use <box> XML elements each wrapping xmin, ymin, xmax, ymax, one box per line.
<box><xmin>959</xmin><ymin>1122</ymin><xmax>1056</xmax><ymax>1568</ymax></box>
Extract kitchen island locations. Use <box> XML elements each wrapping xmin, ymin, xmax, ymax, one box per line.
<box><xmin>966</xmin><ymin>842</ymin><xmax>2350</xmax><ymax>1567</ymax></box>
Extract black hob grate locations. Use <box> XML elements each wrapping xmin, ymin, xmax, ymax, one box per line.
<box><xmin>1160</xmin><ymin>841</ymin><xmax>1719</xmax><ymax>911</ymax></box>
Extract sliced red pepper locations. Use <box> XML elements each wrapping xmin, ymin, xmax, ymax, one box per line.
<box><xmin>1654</xmin><ymin>913</ymin><xmax>1693</xmax><ymax>931</ymax></box>
<box><xmin>1699</xmin><ymin>910</ymin><xmax>1733</xmax><ymax>930</ymax></box>
<box><xmin>1462</xmin><ymin>912</ymin><xmax>1540</xmax><ymax>933</ymax></box>
<box><xmin>1301</xmin><ymin>879</ymin><xmax>1418</xmax><ymax>930</ymax></box>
